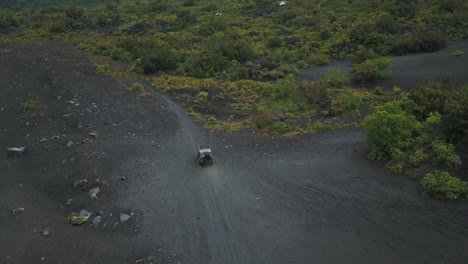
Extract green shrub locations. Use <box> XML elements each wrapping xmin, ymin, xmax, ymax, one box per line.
<box><xmin>193</xmin><ymin>91</ymin><xmax>208</xmax><ymax>104</ymax></box>
<box><xmin>332</xmin><ymin>93</ymin><xmax>362</xmax><ymax>116</ymax></box>
<box><xmin>385</xmin><ymin>148</ymin><xmax>406</xmax><ymax>173</ymax></box>
<box><xmin>421</xmin><ymin>171</ymin><xmax>466</xmax><ymax>200</ymax></box>
<box><xmin>452</xmin><ymin>50</ymin><xmax>464</xmax><ymax>57</ymax></box>
<box><xmin>349</xmin><ymin>46</ymin><xmax>377</xmax><ymax>64</ymax></box>
<box><xmin>392</xmin><ymin>86</ymin><xmax>402</xmax><ymax>94</ymax></box>
<box><xmin>410</xmin><ymin>149</ymin><xmax>428</xmax><ymax>167</ymax></box>
<box><xmin>431</xmin><ymin>140</ymin><xmax>462</xmax><ymax>168</ymax></box>
<box><xmin>130</xmin><ymin>58</ymin><xmax>143</xmax><ymax>74</ymax></box>
<box><xmin>127</xmin><ymin>83</ymin><xmax>148</xmax><ymax>96</ymax></box>
<box><xmin>408</xmin><ymin>77</ymin><xmax>454</xmax><ymax>119</ymax></box>
<box><xmin>392</xmin><ymin>31</ymin><xmax>447</xmax><ymax>55</ymax></box>
<box><xmin>273</xmin><ymin>122</ymin><xmax>289</xmax><ymax>134</ymax></box>
<box><xmin>178</xmin><ymin>50</ymin><xmax>228</xmax><ymax>78</ymax></box>
<box><xmin>324</xmin><ymin>68</ymin><xmax>349</xmax><ymax>88</ymax></box>
<box><xmin>138</xmin><ymin>42</ymin><xmax>178</xmax><ymax>74</ymax></box>
<box><xmin>92</xmin><ymin>63</ymin><xmax>109</xmax><ymax>73</ymax></box>
<box><xmin>364</xmin><ymin>100</ymin><xmax>421</xmax><ymax>160</ymax></box>
<box><xmin>110</xmin><ymin>47</ymin><xmax>132</xmax><ymax>61</ymax></box>
<box><xmin>296</xmin><ymin>80</ymin><xmax>331</xmax><ymax>107</ymax></box>
<box><xmin>425</xmin><ymin>112</ymin><xmax>441</xmax><ymax>126</ymax></box>
<box><xmin>309</xmin><ymin>52</ymin><xmax>330</xmax><ymax>66</ymax></box>
<box><xmin>186</xmin><ymin>107</ymin><xmax>201</xmax><ymax>118</ymax></box>
<box><xmin>207</xmin><ymin>116</ymin><xmax>218</xmax><ymax>126</ymax></box>
<box><xmin>350</xmin><ymin>57</ymin><xmax>392</xmax><ymax>83</ymax></box>
<box><xmin>267</xmin><ymin>36</ymin><xmax>283</xmax><ymax>48</ymax></box>
<box><xmin>21</xmin><ymin>99</ymin><xmax>43</xmax><ymax>111</ymax></box>
<box><xmin>254</xmin><ymin>112</ymin><xmax>273</xmax><ymax>129</ymax></box>
<box><xmin>49</xmin><ymin>21</ymin><xmax>67</xmax><ymax>33</ymax></box>
<box><xmin>374</xmin><ymin>86</ymin><xmax>384</xmax><ymax>95</ymax></box>
<box><xmin>385</xmin><ymin>160</ymin><xmax>404</xmax><ymax>173</ymax></box>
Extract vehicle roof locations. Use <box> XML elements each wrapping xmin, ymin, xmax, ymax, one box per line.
<box><xmin>199</xmin><ymin>145</ymin><xmax>212</xmax><ymax>153</ymax></box>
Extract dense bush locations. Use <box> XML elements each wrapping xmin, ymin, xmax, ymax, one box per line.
<box><xmin>349</xmin><ymin>46</ymin><xmax>377</xmax><ymax>64</ymax></box>
<box><xmin>364</xmin><ymin>100</ymin><xmax>421</xmax><ymax>160</ymax></box>
<box><xmin>452</xmin><ymin>50</ymin><xmax>464</xmax><ymax>57</ymax></box>
<box><xmin>206</xmin><ymin>116</ymin><xmax>218</xmax><ymax>126</ymax></box>
<box><xmin>273</xmin><ymin>122</ymin><xmax>289</xmax><ymax>134</ymax></box>
<box><xmin>391</xmin><ymin>31</ymin><xmax>447</xmax><ymax>55</ymax></box>
<box><xmin>308</xmin><ymin>52</ymin><xmax>330</xmax><ymax>66</ymax></box>
<box><xmin>421</xmin><ymin>170</ymin><xmax>467</xmax><ymax>200</ymax></box>
<box><xmin>295</xmin><ymin>80</ymin><xmax>331</xmax><ymax>108</ymax></box>
<box><xmin>408</xmin><ymin>78</ymin><xmax>451</xmax><ymax>118</ymax></box>
<box><xmin>410</xmin><ymin>149</ymin><xmax>428</xmax><ymax>167</ymax></box>
<box><xmin>332</xmin><ymin>93</ymin><xmax>362</xmax><ymax>116</ymax></box>
<box><xmin>324</xmin><ymin>68</ymin><xmax>349</xmax><ymax>88</ymax></box>
<box><xmin>92</xmin><ymin>63</ymin><xmax>109</xmax><ymax>73</ymax></box>
<box><xmin>431</xmin><ymin>140</ymin><xmax>462</xmax><ymax>168</ymax></box>
<box><xmin>178</xmin><ymin>50</ymin><xmax>228</xmax><ymax>78</ymax></box>
<box><xmin>350</xmin><ymin>57</ymin><xmax>392</xmax><ymax>83</ymax></box>
<box><xmin>193</xmin><ymin>91</ymin><xmax>208</xmax><ymax>104</ymax></box>
<box><xmin>137</xmin><ymin>40</ymin><xmax>178</xmax><ymax>74</ymax></box>
<box><xmin>441</xmin><ymin>84</ymin><xmax>468</xmax><ymax>143</ymax></box>
<box><xmin>348</xmin><ymin>22</ymin><xmax>393</xmax><ymax>53</ymax></box>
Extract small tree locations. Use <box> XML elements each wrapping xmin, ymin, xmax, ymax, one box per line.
<box><xmin>364</xmin><ymin>100</ymin><xmax>421</xmax><ymax>160</ymax></box>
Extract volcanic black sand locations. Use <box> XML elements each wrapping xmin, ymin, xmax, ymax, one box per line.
<box><xmin>0</xmin><ymin>42</ymin><xmax>467</xmax><ymax>264</ymax></box>
<box><xmin>300</xmin><ymin>40</ymin><xmax>468</xmax><ymax>89</ymax></box>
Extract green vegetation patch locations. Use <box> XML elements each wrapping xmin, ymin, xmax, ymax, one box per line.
<box><xmin>452</xmin><ymin>50</ymin><xmax>464</xmax><ymax>57</ymax></box>
<box><xmin>127</xmin><ymin>83</ymin><xmax>149</xmax><ymax>97</ymax></box>
<box><xmin>92</xmin><ymin>63</ymin><xmax>110</xmax><ymax>73</ymax></box>
<box><xmin>364</xmin><ymin>78</ymin><xmax>467</xmax><ymax>200</ymax></box>
<box><xmin>421</xmin><ymin>171</ymin><xmax>468</xmax><ymax>200</ymax></box>
<box><xmin>21</xmin><ymin>98</ymin><xmax>44</xmax><ymax>111</ymax></box>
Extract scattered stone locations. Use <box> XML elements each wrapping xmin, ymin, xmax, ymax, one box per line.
<box><xmin>120</xmin><ymin>176</ymin><xmax>127</xmax><ymax>181</ymax></box>
<box><xmin>120</xmin><ymin>213</ymin><xmax>132</xmax><ymax>222</ymax></box>
<box><xmin>92</xmin><ymin>216</ymin><xmax>102</xmax><ymax>225</ymax></box>
<box><xmin>88</xmin><ymin>132</ymin><xmax>99</xmax><ymax>139</ymax></box>
<box><xmin>89</xmin><ymin>187</ymin><xmax>100</xmax><ymax>199</ymax></box>
<box><xmin>71</xmin><ymin>210</ymin><xmax>92</xmax><ymax>225</ymax></box>
<box><xmin>67</xmin><ymin>141</ymin><xmax>74</xmax><ymax>147</ymax></box>
<box><xmin>68</xmin><ymin>100</ymin><xmax>75</xmax><ymax>104</ymax></box>
<box><xmin>39</xmin><ymin>138</ymin><xmax>48</xmax><ymax>142</ymax></box>
<box><xmin>7</xmin><ymin>147</ymin><xmax>27</xmax><ymax>156</ymax></box>
<box><xmin>73</xmin><ymin>179</ymin><xmax>89</xmax><ymax>190</ymax></box>
<box><xmin>11</xmin><ymin>207</ymin><xmax>25</xmax><ymax>216</ymax></box>
<box><xmin>51</xmin><ymin>135</ymin><xmax>60</xmax><ymax>140</ymax></box>
<box><xmin>41</xmin><ymin>229</ymin><xmax>50</xmax><ymax>237</ymax></box>
<box><xmin>65</xmin><ymin>199</ymin><xmax>73</xmax><ymax>206</ymax></box>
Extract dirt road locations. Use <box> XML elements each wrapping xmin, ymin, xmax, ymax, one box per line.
<box><xmin>1</xmin><ymin>43</ymin><xmax>467</xmax><ymax>264</ymax></box>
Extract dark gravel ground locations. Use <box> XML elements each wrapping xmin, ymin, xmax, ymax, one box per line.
<box><xmin>1</xmin><ymin>42</ymin><xmax>468</xmax><ymax>264</ymax></box>
<box><xmin>299</xmin><ymin>40</ymin><xmax>468</xmax><ymax>90</ymax></box>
